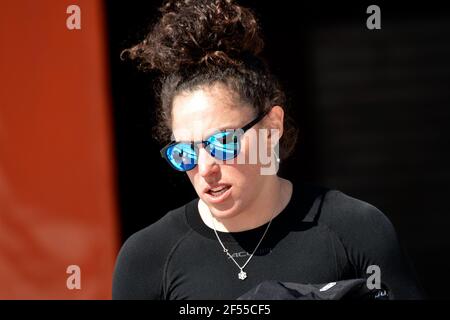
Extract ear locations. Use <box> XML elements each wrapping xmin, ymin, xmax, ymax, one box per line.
<box><xmin>265</xmin><ymin>106</ymin><xmax>284</xmax><ymax>145</ymax></box>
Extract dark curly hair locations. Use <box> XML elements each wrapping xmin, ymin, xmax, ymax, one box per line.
<box><xmin>122</xmin><ymin>0</ymin><xmax>298</xmax><ymax>159</ymax></box>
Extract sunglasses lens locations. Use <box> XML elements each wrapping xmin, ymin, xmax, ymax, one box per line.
<box><xmin>166</xmin><ymin>143</ymin><xmax>197</xmax><ymax>171</ymax></box>
<box><xmin>206</xmin><ymin>131</ymin><xmax>240</xmax><ymax>161</ymax></box>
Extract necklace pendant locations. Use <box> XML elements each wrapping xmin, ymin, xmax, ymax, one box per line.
<box><xmin>238</xmin><ymin>270</ymin><xmax>247</xmax><ymax>280</ymax></box>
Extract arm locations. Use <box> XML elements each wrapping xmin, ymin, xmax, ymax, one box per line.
<box><xmin>112</xmin><ymin>229</ymin><xmax>164</xmax><ymax>300</ymax></box>
<box><xmin>321</xmin><ymin>190</ymin><xmax>425</xmax><ymax>299</ymax></box>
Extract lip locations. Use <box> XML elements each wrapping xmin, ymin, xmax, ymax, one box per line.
<box><xmin>203</xmin><ymin>183</ymin><xmax>230</xmax><ymax>193</ymax></box>
<box><xmin>203</xmin><ymin>184</ymin><xmax>232</xmax><ymax>204</ymax></box>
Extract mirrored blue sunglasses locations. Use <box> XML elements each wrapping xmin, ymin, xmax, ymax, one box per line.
<box><xmin>160</xmin><ymin>112</ymin><xmax>268</xmax><ymax>172</ymax></box>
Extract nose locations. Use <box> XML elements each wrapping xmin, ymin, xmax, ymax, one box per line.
<box><xmin>197</xmin><ymin>146</ymin><xmax>219</xmax><ymax>179</ymax></box>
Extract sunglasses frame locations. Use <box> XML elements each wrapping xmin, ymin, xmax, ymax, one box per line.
<box><xmin>160</xmin><ymin>111</ymin><xmax>269</xmax><ymax>171</ymax></box>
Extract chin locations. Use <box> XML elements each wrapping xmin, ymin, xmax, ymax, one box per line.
<box><xmin>206</xmin><ymin>199</ymin><xmax>243</xmax><ymax>221</ymax></box>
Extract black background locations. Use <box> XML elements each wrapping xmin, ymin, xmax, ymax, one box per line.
<box><xmin>105</xmin><ymin>1</ymin><xmax>450</xmax><ymax>299</ymax></box>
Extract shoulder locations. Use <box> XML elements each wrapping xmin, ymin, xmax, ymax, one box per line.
<box><xmin>127</xmin><ymin>202</ymin><xmax>192</xmax><ymax>245</ymax></box>
<box><xmin>112</xmin><ymin>200</ymin><xmax>195</xmax><ymax>299</ymax></box>
<box><xmin>315</xmin><ymin>189</ymin><xmax>424</xmax><ymax>299</ymax></box>
<box><xmin>315</xmin><ymin>188</ymin><xmax>401</xmax><ymax>264</ymax></box>
<box><xmin>116</xmin><ymin>200</ymin><xmax>194</xmax><ymax>262</ymax></box>
<box><xmin>318</xmin><ymin>189</ymin><xmax>395</xmax><ymax>235</ymax></box>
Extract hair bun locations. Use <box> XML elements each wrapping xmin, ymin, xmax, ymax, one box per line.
<box><xmin>124</xmin><ymin>0</ymin><xmax>264</xmax><ymax>74</ymax></box>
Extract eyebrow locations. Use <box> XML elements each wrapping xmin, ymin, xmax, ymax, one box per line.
<box><xmin>202</xmin><ymin>123</ymin><xmax>242</xmax><ymax>139</ymax></box>
<box><xmin>172</xmin><ymin>125</ymin><xmax>235</xmax><ymax>143</ymax></box>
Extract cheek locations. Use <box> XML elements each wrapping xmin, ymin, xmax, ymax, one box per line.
<box><xmin>237</xmin><ymin>130</ymin><xmax>268</xmax><ymax>166</ymax></box>
<box><xmin>226</xmin><ymin>162</ymin><xmax>262</xmax><ymax>187</ymax></box>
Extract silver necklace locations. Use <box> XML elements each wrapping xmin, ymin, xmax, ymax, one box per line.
<box><xmin>210</xmin><ymin>212</ymin><xmax>274</xmax><ymax>280</ymax></box>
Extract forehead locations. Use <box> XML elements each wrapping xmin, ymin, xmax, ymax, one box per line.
<box><xmin>171</xmin><ymin>85</ymin><xmax>254</xmax><ymax>141</ymax></box>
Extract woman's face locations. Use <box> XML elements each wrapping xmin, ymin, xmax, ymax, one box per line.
<box><xmin>171</xmin><ymin>84</ymin><xmax>277</xmax><ymax>220</ymax></box>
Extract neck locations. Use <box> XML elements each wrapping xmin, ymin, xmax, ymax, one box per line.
<box><xmin>198</xmin><ymin>176</ymin><xmax>293</xmax><ymax>233</ymax></box>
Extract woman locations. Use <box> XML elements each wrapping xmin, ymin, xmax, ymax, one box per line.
<box><xmin>112</xmin><ymin>0</ymin><xmax>423</xmax><ymax>299</ymax></box>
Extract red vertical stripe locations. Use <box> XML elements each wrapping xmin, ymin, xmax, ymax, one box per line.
<box><xmin>0</xmin><ymin>0</ymin><xmax>119</xmax><ymax>299</ymax></box>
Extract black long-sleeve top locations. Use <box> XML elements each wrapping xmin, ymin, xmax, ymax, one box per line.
<box><xmin>112</xmin><ymin>183</ymin><xmax>424</xmax><ymax>299</ymax></box>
